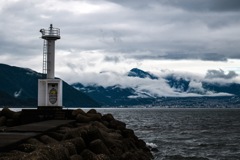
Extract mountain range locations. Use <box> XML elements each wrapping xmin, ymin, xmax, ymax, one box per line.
<box><xmin>72</xmin><ymin>68</ymin><xmax>240</xmax><ymax>108</ymax></box>
<box><xmin>1</xmin><ymin>63</ymin><xmax>240</xmax><ymax>108</ymax></box>
<box><xmin>0</xmin><ymin>64</ymin><xmax>100</xmax><ymax>107</ymax></box>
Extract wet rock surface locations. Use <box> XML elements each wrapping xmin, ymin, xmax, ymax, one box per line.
<box><xmin>0</xmin><ymin>108</ymin><xmax>153</xmax><ymax>160</ymax></box>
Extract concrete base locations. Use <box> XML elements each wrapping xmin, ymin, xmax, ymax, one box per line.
<box><xmin>38</xmin><ymin>79</ymin><xmax>63</xmax><ymax>107</ymax></box>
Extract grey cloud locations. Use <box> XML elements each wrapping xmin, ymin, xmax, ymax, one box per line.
<box><xmin>107</xmin><ymin>0</ymin><xmax>240</xmax><ymax>12</ymax></box>
<box><xmin>163</xmin><ymin>0</ymin><xmax>240</xmax><ymax>12</ymax></box>
<box><xmin>127</xmin><ymin>52</ymin><xmax>228</xmax><ymax>61</ymax></box>
<box><xmin>211</xmin><ymin>0</ymin><xmax>240</xmax><ymax>12</ymax></box>
<box><xmin>104</xmin><ymin>56</ymin><xmax>121</xmax><ymax>63</ymax></box>
<box><xmin>205</xmin><ymin>69</ymin><xmax>238</xmax><ymax>79</ymax></box>
<box><xmin>98</xmin><ymin>30</ymin><xmax>122</xmax><ymax>45</ymax></box>
<box><xmin>106</xmin><ymin>0</ymin><xmax>155</xmax><ymax>9</ymax></box>
<box><xmin>1</xmin><ymin>0</ymin><xmax>240</xmax><ymax>70</ymax></box>
<box><xmin>200</xmin><ymin>53</ymin><xmax>228</xmax><ymax>61</ymax></box>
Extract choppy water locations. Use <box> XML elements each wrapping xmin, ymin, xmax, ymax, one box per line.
<box><xmin>96</xmin><ymin>108</ymin><xmax>240</xmax><ymax>160</ymax></box>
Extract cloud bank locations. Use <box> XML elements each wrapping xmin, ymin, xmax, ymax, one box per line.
<box><xmin>0</xmin><ymin>0</ymin><xmax>240</xmax><ymax>92</ymax></box>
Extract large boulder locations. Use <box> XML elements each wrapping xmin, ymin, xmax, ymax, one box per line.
<box><xmin>89</xmin><ymin>139</ymin><xmax>110</xmax><ymax>155</ymax></box>
<box><xmin>76</xmin><ymin>114</ymin><xmax>101</xmax><ymax>123</ymax></box>
<box><xmin>0</xmin><ymin>116</ymin><xmax>6</xmax><ymax>126</ymax></box>
<box><xmin>72</xmin><ymin>109</ymin><xmax>86</xmax><ymax>117</ymax></box>
<box><xmin>66</xmin><ymin>137</ymin><xmax>86</xmax><ymax>154</ymax></box>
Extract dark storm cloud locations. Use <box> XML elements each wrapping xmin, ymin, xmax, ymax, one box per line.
<box><xmin>205</xmin><ymin>69</ymin><xmax>238</xmax><ymax>79</ymax></box>
<box><xmin>1</xmin><ymin>0</ymin><xmax>240</xmax><ymax>65</ymax></box>
<box><xmin>0</xmin><ymin>1</ymin><xmax>48</xmax><ymax>57</ymax></box>
<box><xmin>163</xmin><ymin>53</ymin><xmax>228</xmax><ymax>61</ymax></box>
<box><xmin>160</xmin><ymin>0</ymin><xmax>240</xmax><ymax>12</ymax></box>
<box><xmin>107</xmin><ymin>0</ymin><xmax>240</xmax><ymax>12</ymax></box>
<box><xmin>130</xmin><ymin>52</ymin><xmax>228</xmax><ymax>62</ymax></box>
<box><xmin>200</xmin><ymin>53</ymin><xmax>228</xmax><ymax>61</ymax></box>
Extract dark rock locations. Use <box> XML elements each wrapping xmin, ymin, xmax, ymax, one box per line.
<box><xmin>66</xmin><ymin>137</ymin><xmax>86</xmax><ymax>154</ymax></box>
<box><xmin>70</xmin><ymin>154</ymin><xmax>83</xmax><ymax>160</ymax></box>
<box><xmin>137</xmin><ymin>139</ymin><xmax>150</xmax><ymax>152</ymax></box>
<box><xmin>6</xmin><ymin>119</ymin><xmax>15</xmax><ymax>127</ymax></box>
<box><xmin>62</xmin><ymin>141</ymin><xmax>77</xmax><ymax>156</ymax></box>
<box><xmin>76</xmin><ymin>114</ymin><xmax>101</xmax><ymax>123</ymax></box>
<box><xmin>100</xmin><ymin>129</ymin><xmax>122</xmax><ymax>141</ymax></box>
<box><xmin>95</xmin><ymin>154</ymin><xmax>111</xmax><ymax>160</ymax></box>
<box><xmin>0</xmin><ymin>150</ymin><xmax>26</xmax><ymax>160</ymax></box>
<box><xmin>122</xmin><ymin>138</ymin><xmax>137</xmax><ymax>151</ymax></box>
<box><xmin>17</xmin><ymin>144</ymin><xmax>37</xmax><ymax>153</ymax></box>
<box><xmin>12</xmin><ymin>112</ymin><xmax>21</xmax><ymax>120</ymax></box>
<box><xmin>89</xmin><ymin>139</ymin><xmax>110</xmax><ymax>155</ymax></box>
<box><xmin>87</xmin><ymin>109</ymin><xmax>97</xmax><ymax>114</ymax></box>
<box><xmin>20</xmin><ymin>151</ymin><xmax>48</xmax><ymax>160</ymax></box>
<box><xmin>102</xmin><ymin>120</ymin><xmax>109</xmax><ymax>127</ymax></box>
<box><xmin>48</xmin><ymin>131</ymin><xmax>64</xmax><ymax>141</ymax></box>
<box><xmin>109</xmin><ymin>119</ymin><xmax>126</xmax><ymax>130</ymax></box>
<box><xmin>120</xmin><ymin>152</ymin><xmax>135</xmax><ymax>160</ymax></box>
<box><xmin>81</xmin><ymin>149</ymin><xmax>96</xmax><ymax>160</ymax></box>
<box><xmin>102</xmin><ymin>114</ymin><xmax>115</xmax><ymax>122</ymax></box>
<box><xmin>26</xmin><ymin>138</ymin><xmax>45</xmax><ymax>146</ymax></box>
<box><xmin>0</xmin><ymin>116</ymin><xmax>6</xmax><ymax>126</ymax></box>
<box><xmin>1</xmin><ymin>108</ymin><xmax>15</xmax><ymax>119</ymax></box>
<box><xmin>0</xmin><ymin>108</ymin><xmax>21</xmax><ymax>126</ymax></box>
<box><xmin>21</xmin><ymin>144</ymin><xmax>70</xmax><ymax>160</ymax></box>
<box><xmin>135</xmin><ymin>150</ymin><xmax>153</xmax><ymax>160</ymax></box>
<box><xmin>63</xmin><ymin>128</ymin><xmax>83</xmax><ymax>140</ymax></box>
<box><xmin>58</xmin><ymin>126</ymin><xmax>72</xmax><ymax>134</ymax></box>
<box><xmin>48</xmin><ymin>144</ymin><xmax>70</xmax><ymax>160</ymax></box>
<box><xmin>104</xmin><ymin>139</ymin><xmax>124</xmax><ymax>156</ymax></box>
<box><xmin>85</xmin><ymin>126</ymin><xmax>105</xmax><ymax>144</ymax></box>
<box><xmin>86</xmin><ymin>113</ymin><xmax>102</xmax><ymax>119</ymax></box>
<box><xmin>150</xmin><ymin>147</ymin><xmax>159</xmax><ymax>152</ymax></box>
<box><xmin>39</xmin><ymin>135</ymin><xmax>58</xmax><ymax>144</ymax></box>
<box><xmin>1</xmin><ymin>108</ymin><xmax>21</xmax><ymax>121</ymax></box>
<box><xmin>121</xmin><ymin>129</ymin><xmax>137</xmax><ymax>139</ymax></box>
<box><xmin>137</xmin><ymin>139</ymin><xmax>146</xmax><ymax>146</ymax></box>
<box><xmin>121</xmin><ymin>151</ymin><xmax>152</xmax><ymax>160</ymax></box>
<box><xmin>72</xmin><ymin>109</ymin><xmax>86</xmax><ymax>117</ymax></box>
<box><xmin>92</xmin><ymin>121</ymin><xmax>112</xmax><ymax>133</ymax></box>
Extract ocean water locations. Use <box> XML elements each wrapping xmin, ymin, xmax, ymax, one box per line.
<box><xmin>95</xmin><ymin>108</ymin><xmax>240</xmax><ymax>160</ymax></box>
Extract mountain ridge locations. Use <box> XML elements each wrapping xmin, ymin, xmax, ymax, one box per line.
<box><xmin>0</xmin><ymin>63</ymin><xmax>100</xmax><ymax>107</ymax></box>
<box><xmin>72</xmin><ymin>68</ymin><xmax>240</xmax><ymax>107</ymax></box>
<box><xmin>1</xmin><ymin>63</ymin><xmax>240</xmax><ymax>108</ymax></box>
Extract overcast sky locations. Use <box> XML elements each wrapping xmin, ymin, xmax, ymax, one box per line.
<box><xmin>1</xmin><ymin>0</ymin><xmax>240</xmax><ymax>88</ymax></box>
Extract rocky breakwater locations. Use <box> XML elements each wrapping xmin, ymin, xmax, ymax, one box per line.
<box><xmin>0</xmin><ymin>108</ymin><xmax>21</xmax><ymax>127</ymax></box>
<box><xmin>0</xmin><ymin>108</ymin><xmax>153</xmax><ymax>160</ymax></box>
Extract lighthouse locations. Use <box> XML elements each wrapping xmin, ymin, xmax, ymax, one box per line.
<box><xmin>38</xmin><ymin>24</ymin><xmax>63</xmax><ymax>107</ymax></box>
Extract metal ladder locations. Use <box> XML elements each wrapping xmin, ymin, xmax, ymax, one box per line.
<box><xmin>42</xmin><ymin>40</ymin><xmax>47</xmax><ymax>78</ymax></box>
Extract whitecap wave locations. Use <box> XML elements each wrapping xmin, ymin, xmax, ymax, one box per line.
<box><xmin>146</xmin><ymin>142</ymin><xmax>158</xmax><ymax>148</ymax></box>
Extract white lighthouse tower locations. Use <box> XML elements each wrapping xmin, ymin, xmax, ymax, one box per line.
<box><xmin>38</xmin><ymin>24</ymin><xmax>63</xmax><ymax>107</ymax></box>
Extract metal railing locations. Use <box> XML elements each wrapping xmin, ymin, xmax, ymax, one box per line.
<box><xmin>40</xmin><ymin>28</ymin><xmax>60</xmax><ymax>37</ymax></box>
<box><xmin>40</xmin><ymin>24</ymin><xmax>60</xmax><ymax>37</ymax></box>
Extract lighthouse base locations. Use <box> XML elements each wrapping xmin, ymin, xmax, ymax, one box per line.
<box><xmin>38</xmin><ymin>79</ymin><xmax>63</xmax><ymax>107</ymax></box>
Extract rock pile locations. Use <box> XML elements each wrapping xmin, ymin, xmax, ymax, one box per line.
<box><xmin>0</xmin><ymin>109</ymin><xmax>153</xmax><ymax>160</ymax></box>
<box><xmin>0</xmin><ymin>108</ymin><xmax>21</xmax><ymax>127</ymax></box>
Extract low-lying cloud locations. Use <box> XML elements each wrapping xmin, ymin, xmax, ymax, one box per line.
<box><xmin>205</xmin><ymin>69</ymin><xmax>238</xmax><ymax>79</ymax></box>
